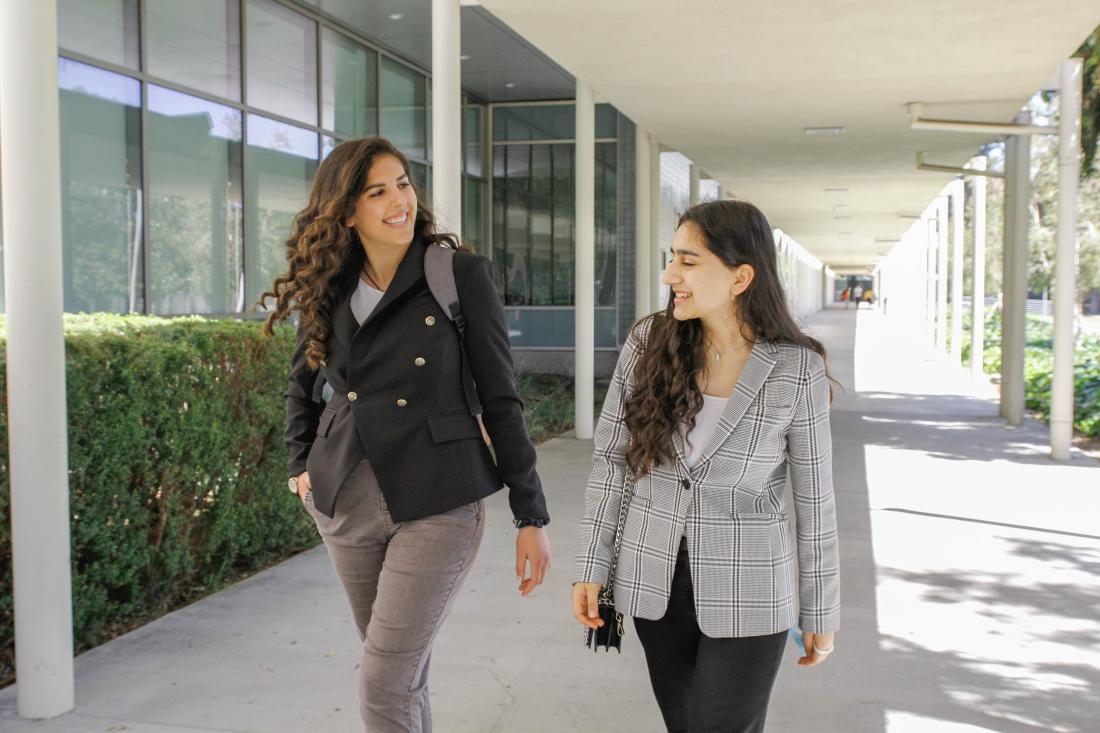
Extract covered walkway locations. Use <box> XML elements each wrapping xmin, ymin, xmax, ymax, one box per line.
<box><xmin>2</xmin><ymin>306</ymin><xmax>1096</xmax><ymax>732</ymax></box>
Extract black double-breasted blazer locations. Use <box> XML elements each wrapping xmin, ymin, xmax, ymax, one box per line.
<box><xmin>285</xmin><ymin>237</ymin><xmax>549</xmax><ymax>523</ymax></box>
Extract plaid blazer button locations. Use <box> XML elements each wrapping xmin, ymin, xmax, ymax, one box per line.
<box><xmin>681</xmin><ymin>478</ymin><xmax>691</xmax><ymax>490</ymax></box>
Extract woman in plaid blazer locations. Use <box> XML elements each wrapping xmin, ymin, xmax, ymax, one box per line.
<box><xmin>572</xmin><ymin>200</ymin><xmax>841</xmax><ymax>732</ymax></box>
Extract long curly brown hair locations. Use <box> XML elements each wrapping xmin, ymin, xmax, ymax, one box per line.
<box><xmin>624</xmin><ymin>199</ymin><xmax>839</xmax><ymax>478</ymax></box>
<box><xmin>258</xmin><ymin>136</ymin><xmax>459</xmax><ymax>369</ymax></box>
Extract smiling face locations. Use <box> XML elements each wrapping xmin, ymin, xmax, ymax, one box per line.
<box><xmin>345</xmin><ymin>153</ymin><xmax>418</xmax><ymax>248</ymax></box>
<box><xmin>662</xmin><ymin>221</ymin><xmax>754</xmax><ymax>322</ymax></box>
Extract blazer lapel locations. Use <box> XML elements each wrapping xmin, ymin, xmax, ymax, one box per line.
<box><xmin>331</xmin><ymin>291</ymin><xmax>358</xmax><ymax>349</ymax></box>
<box><xmin>351</xmin><ymin>238</ymin><xmax>427</xmax><ymax>344</ymax></box>
<box><xmin>692</xmin><ymin>340</ymin><xmax>779</xmax><ymax>470</ymax></box>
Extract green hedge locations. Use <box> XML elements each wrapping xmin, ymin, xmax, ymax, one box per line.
<box><xmin>0</xmin><ymin>315</ymin><xmax>316</xmax><ymax>684</ymax></box>
<box><xmin>0</xmin><ymin>316</ymin><xmax>591</xmax><ymax>685</ymax></box>
<box><xmin>961</xmin><ymin>309</ymin><xmax>1100</xmax><ymax>437</ymax></box>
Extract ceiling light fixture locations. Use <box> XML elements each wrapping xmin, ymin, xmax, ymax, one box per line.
<box><xmin>824</xmin><ymin>187</ymin><xmax>849</xmax><ymax>192</ymax></box>
<box><xmin>388</xmin><ymin>13</ymin><xmax>404</xmax><ymax>21</ymax></box>
<box><xmin>460</xmin><ymin>54</ymin><xmax>471</xmax><ymax>61</ymax></box>
<box><xmin>804</xmin><ymin>126</ymin><xmax>847</xmax><ymax>135</ymax></box>
<box><xmin>504</xmin><ymin>82</ymin><xmax>516</xmax><ymax>89</ymax></box>
<box><xmin>833</xmin><ymin>215</ymin><xmax>852</xmax><ymax>220</ymax></box>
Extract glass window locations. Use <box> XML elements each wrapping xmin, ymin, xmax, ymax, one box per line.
<box><xmin>321</xmin><ymin>29</ymin><xmax>377</xmax><ymax>138</ymax></box>
<box><xmin>322</xmin><ymin>135</ymin><xmax>338</xmax><ymax>160</ymax></box>
<box><xmin>464</xmin><ymin>177</ymin><xmax>484</xmax><ymax>251</ymax></box>
<box><xmin>595</xmin><ymin>142</ymin><xmax>618</xmax><ymax>306</ymax></box>
<box><xmin>381</xmin><ymin>58</ymin><xmax>426</xmax><ymax>160</ymax></box>
<box><xmin>245</xmin><ymin>116</ymin><xmax>318</xmax><ymax>311</ymax></box>
<box><xmin>59</xmin><ymin>0</ymin><xmax>139</xmax><ymax>69</ymax></box>
<box><xmin>493</xmin><ymin>105</ymin><xmax>573</xmax><ymax>142</ymax></box>
<box><xmin>493</xmin><ymin>141</ymin><xmax>617</xmax><ymax>307</ymax></box>
<box><xmin>147</xmin><ymin>0</ymin><xmax>241</xmax><ymax>101</ymax></box>
<box><xmin>596</xmin><ymin>104</ymin><xmax>617</xmax><ymax>138</ymax></box>
<box><xmin>503</xmin><ymin>308</ymin><xmax>618</xmax><ymax>348</ymax></box>
<box><xmin>246</xmin><ymin>0</ymin><xmax>317</xmax><ymax>125</ymax></box>
<box><xmin>408</xmin><ymin>160</ymin><xmax>428</xmax><ymax>195</ymax></box>
<box><xmin>59</xmin><ymin>59</ymin><xmax>143</xmax><ymax>313</ymax></box>
<box><xmin>147</xmin><ymin>85</ymin><xmax>243</xmax><ymax>314</ymax></box>
<box><xmin>464</xmin><ymin>103</ymin><xmax>484</xmax><ymax>177</ymax></box>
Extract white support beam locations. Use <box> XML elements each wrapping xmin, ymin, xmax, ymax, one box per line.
<box><xmin>574</xmin><ymin>80</ymin><xmax>595</xmax><ymax>440</ymax></box>
<box><xmin>431</xmin><ymin>0</ymin><xmax>463</xmax><ymax>235</ymax></box>
<box><xmin>950</xmin><ymin>178</ymin><xmax>965</xmax><ymax>366</ymax></box>
<box><xmin>689</xmin><ymin>164</ymin><xmax>701</xmax><ymax>207</ymax></box>
<box><xmin>971</xmin><ymin>157</ymin><xmax>988</xmax><ymax>381</ymax></box>
<box><xmin>649</xmin><ymin>138</ymin><xmax>663</xmax><ymax>312</ymax></box>
<box><xmin>0</xmin><ymin>0</ymin><xmax>75</xmax><ymax>718</ymax></box>
<box><xmin>907</xmin><ymin>102</ymin><xmax>1056</xmax><ymax>136</ymax></box>
<box><xmin>634</xmin><ymin>127</ymin><xmax>653</xmax><ymax>319</ymax></box>
<box><xmin>1051</xmin><ymin>58</ymin><xmax>1082</xmax><ymax>460</ymax></box>
<box><xmin>1001</xmin><ymin>113</ymin><xmax>1031</xmax><ymax>426</ymax></box>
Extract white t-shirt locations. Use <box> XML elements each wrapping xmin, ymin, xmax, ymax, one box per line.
<box><xmin>350</xmin><ymin>278</ymin><xmax>385</xmax><ymax>325</ymax></box>
<box><xmin>680</xmin><ymin>394</ymin><xmax>729</xmax><ymax>469</ymax></box>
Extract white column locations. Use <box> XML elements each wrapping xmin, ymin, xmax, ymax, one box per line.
<box><xmin>936</xmin><ymin>196</ymin><xmax>949</xmax><ymax>353</ymax></box>
<box><xmin>950</xmin><ymin>179</ymin><xmax>965</xmax><ymax>365</ymax></box>
<box><xmin>925</xmin><ymin>216</ymin><xmax>936</xmax><ymax>350</ymax></box>
<box><xmin>0</xmin><ymin>0</ymin><xmax>75</xmax><ymax>718</ymax></box>
<box><xmin>1051</xmin><ymin>58</ymin><xmax>1082</xmax><ymax>460</ymax></box>
<box><xmin>689</xmin><ymin>164</ymin><xmax>701</xmax><ymax>207</ymax></box>
<box><xmin>1002</xmin><ymin>114</ymin><xmax>1030</xmax><ymax>426</ymax></box>
<box><xmin>575</xmin><ymin>81</ymin><xmax>595</xmax><ymax>440</ymax></box>
<box><xmin>971</xmin><ymin>157</ymin><xmax>988</xmax><ymax>380</ymax></box>
<box><xmin>649</xmin><ymin>138</ymin><xmax>664</xmax><ymax>311</ymax></box>
<box><xmin>431</xmin><ymin>0</ymin><xmax>462</xmax><ymax>235</ymax></box>
<box><xmin>634</xmin><ymin>127</ymin><xmax>653</xmax><ymax>319</ymax></box>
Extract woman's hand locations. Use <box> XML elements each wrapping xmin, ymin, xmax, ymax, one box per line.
<box><xmin>798</xmin><ymin>631</ymin><xmax>835</xmax><ymax>667</ymax></box>
<box><xmin>516</xmin><ymin>526</ymin><xmax>551</xmax><ymax>597</ymax></box>
<box><xmin>572</xmin><ymin>582</ymin><xmax>604</xmax><ymax>629</ymax></box>
<box><xmin>295</xmin><ymin>471</ymin><xmax>312</xmax><ymax>501</ymax></box>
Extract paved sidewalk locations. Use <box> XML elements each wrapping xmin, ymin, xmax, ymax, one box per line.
<box><xmin>2</xmin><ymin>305</ymin><xmax>1098</xmax><ymax>732</ymax></box>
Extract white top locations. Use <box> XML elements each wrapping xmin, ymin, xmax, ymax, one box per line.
<box><xmin>681</xmin><ymin>394</ymin><xmax>729</xmax><ymax>469</ymax></box>
<box><xmin>350</xmin><ymin>278</ymin><xmax>385</xmax><ymax>325</ymax></box>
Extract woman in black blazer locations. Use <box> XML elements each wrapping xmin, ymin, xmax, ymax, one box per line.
<box><xmin>261</xmin><ymin>136</ymin><xmax>551</xmax><ymax>732</ymax></box>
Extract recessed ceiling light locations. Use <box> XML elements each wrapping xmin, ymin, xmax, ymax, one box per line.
<box><xmin>460</xmin><ymin>54</ymin><xmax>471</xmax><ymax>61</ymax></box>
<box><xmin>804</xmin><ymin>126</ymin><xmax>846</xmax><ymax>135</ymax></box>
<box><xmin>388</xmin><ymin>13</ymin><xmax>404</xmax><ymax>21</ymax></box>
<box><xmin>504</xmin><ymin>82</ymin><xmax>516</xmax><ymax>89</ymax></box>
<box><xmin>839</xmin><ymin>232</ymin><xmax>854</xmax><ymax>235</ymax></box>
<box><xmin>875</xmin><ymin>237</ymin><xmax>901</xmax><ymax>243</ymax></box>
<box><xmin>824</xmin><ymin>187</ymin><xmax>849</xmax><ymax>192</ymax></box>
<box><xmin>833</xmin><ymin>215</ymin><xmax>852</xmax><ymax>220</ymax></box>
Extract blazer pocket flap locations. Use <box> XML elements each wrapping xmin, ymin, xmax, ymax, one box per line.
<box><xmin>427</xmin><ymin>412</ymin><xmax>482</xmax><ymax>443</ymax></box>
<box><xmin>317</xmin><ymin>408</ymin><xmax>337</xmax><ymax>437</ymax></box>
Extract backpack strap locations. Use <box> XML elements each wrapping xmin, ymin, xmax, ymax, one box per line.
<box><xmin>424</xmin><ymin>244</ymin><xmax>483</xmax><ymax>418</ymax></box>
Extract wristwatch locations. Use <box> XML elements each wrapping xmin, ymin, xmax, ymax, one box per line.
<box><xmin>288</xmin><ymin>476</ymin><xmax>299</xmax><ymax>494</ymax></box>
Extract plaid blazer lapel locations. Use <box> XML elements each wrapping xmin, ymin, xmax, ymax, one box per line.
<box><xmin>692</xmin><ymin>340</ymin><xmax>779</xmax><ymax>470</ymax></box>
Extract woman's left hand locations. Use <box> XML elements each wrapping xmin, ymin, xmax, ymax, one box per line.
<box><xmin>516</xmin><ymin>526</ymin><xmax>551</xmax><ymax>597</ymax></box>
<box><xmin>798</xmin><ymin>631</ymin><xmax>835</xmax><ymax>667</ymax></box>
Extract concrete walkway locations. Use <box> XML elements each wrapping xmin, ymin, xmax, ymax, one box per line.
<box><xmin>2</xmin><ymin>305</ymin><xmax>1098</xmax><ymax>732</ymax></box>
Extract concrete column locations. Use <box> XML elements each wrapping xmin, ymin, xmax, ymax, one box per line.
<box><xmin>689</xmin><ymin>164</ymin><xmax>701</xmax><ymax>207</ymax></box>
<box><xmin>649</xmin><ymin>138</ymin><xmax>664</xmax><ymax>311</ymax></box>
<box><xmin>950</xmin><ymin>179</ymin><xmax>965</xmax><ymax>365</ymax></box>
<box><xmin>971</xmin><ymin>157</ymin><xmax>988</xmax><ymax>380</ymax></box>
<box><xmin>1001</xmin><ymin>114</ymin><xmax>1030</xmax><ymax>426</ymax></box>
<box><xmin>634</xmin><ymin>127</ymin><xmax>653</xmax><ymax>319</ymax></box>
<box><xmin>575</xmin><ymin>81</ymin><xmax>595</xmax><ymax>440</ymax></box>
<box><xmin>936</xmin><ymin>196</ymin><xmax>949</xmax><ymax>353</ymax></box>
<box><xmin>925</xmin><ymin>216</ymin><xmax>936</xmax><ymax>350</ymax></box>
<box><xmin>1051</xmin><ymin>58</ymin><xmax>1082</xmax><ymax>460</ymax></box>
<box><xmin>431</xmin><ymin>0</ymin><xmax>462</xmax><ymax>234</ymax></box>
<box><xmin>0</xmin><ymin>0</ymin><xmax>75</xmax><ymax>718</ymax></box>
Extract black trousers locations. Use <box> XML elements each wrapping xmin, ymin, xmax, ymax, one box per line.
<box><xmin>634</xmin><ymin>539</ymin><xmax>787</xmax><ymax>733</ymax></box>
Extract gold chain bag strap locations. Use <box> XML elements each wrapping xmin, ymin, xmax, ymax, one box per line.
<box><xmin>584</xmin><ymin>467</ymin><xmax>635</xmax><ymax>652</ymax></box>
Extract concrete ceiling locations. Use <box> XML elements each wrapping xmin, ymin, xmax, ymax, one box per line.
<box><xmin>475</xmin><ymin>0</ymin><xmax>1100</xmax><ymax>271</ymax></box>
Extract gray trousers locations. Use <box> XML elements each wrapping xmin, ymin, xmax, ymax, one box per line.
<box><xmin>304</xmin><ymin>460</ymin><xmax>485</xmax><ymax>732</ymax></box>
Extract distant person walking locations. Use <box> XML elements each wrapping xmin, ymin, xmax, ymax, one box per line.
<box><xmin>572</xmin><ymin>200</ymin><xmax>841</xmax><ymax>732</ymax></box>
<box><xmin>261</xmin><ymin>136</ymin><xmax>551</xmax><ymax>731</ymax></box>
<box><xmin>851</xmin><ymin>284</ymin><xmax>864</xmax><ymax>310</ymax></box>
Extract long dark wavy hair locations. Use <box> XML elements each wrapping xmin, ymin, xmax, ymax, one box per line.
<box><xmin>258</xmin><ymin>136</ymin><xmax>461</xmax><ymax>369</ymax></box>
<box><xmin>624</xmin><ymin>199</ymin><xmax>839</xmax><ymax>479</ymax></box>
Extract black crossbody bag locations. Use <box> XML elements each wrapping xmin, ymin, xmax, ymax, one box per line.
<box><xmin>584</xmin><ymin>471</ymin><xmax>635</xmax><ymax>653</ymax></box>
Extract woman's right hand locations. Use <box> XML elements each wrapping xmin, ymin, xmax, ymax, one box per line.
<box><xmin>572</xmin><ymin>582</ymin><xmax>605</xmax><ymax>629</ymax></box>
<box><xmin>295</xmin><ymin>471</ymin><xmax>312</xmax><ymax>501</ymax></box>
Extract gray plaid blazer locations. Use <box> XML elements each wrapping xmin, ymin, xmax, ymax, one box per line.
<box><xmin>573</xmin><ymin>315</ymin><xmax>841</xmax><ymax>636</ymax></box>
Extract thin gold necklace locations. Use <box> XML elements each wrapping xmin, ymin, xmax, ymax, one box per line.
<box><xmin>706</xmin><ymin>340</ymin><xmax>750</xmax><ymax>361</ymax></box>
